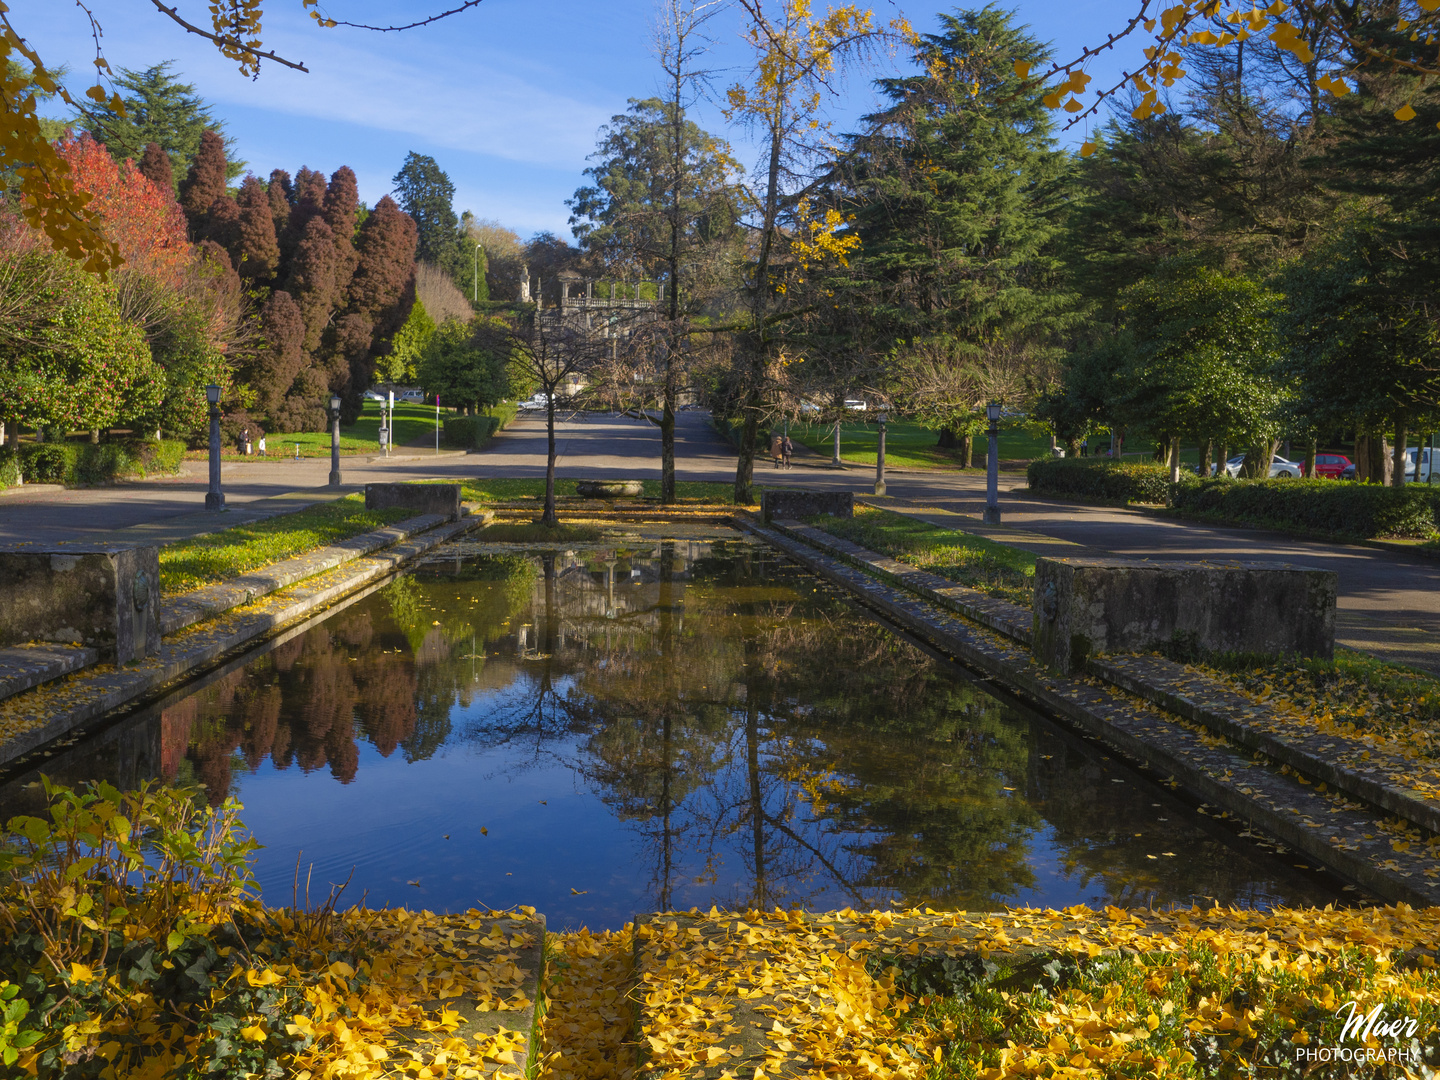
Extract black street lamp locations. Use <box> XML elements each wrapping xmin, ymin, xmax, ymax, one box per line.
<box><xmin>984</xmin><ymin>400</ymin><xmax>1001</xmax><ymax>524</ymax></box>
<box><xmin>328</xmin><ymin>394</ymin><xmax>342</xmax><ymax>488</ymax></box>
<box><xmin>874</xmin><ymin>411</ymin><xmax>888</xmax><ymax>496</ymax></box>
<box><xmin>205</xmin><ymin>383</ymin><xmax>224</xmax><ymax>510</ymax></box>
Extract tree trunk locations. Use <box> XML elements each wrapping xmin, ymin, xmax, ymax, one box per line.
<box><xmin>542</xmin><ymin>397</ymin><xmax>559</xmax><ymax>527</ymax></box>
<box><xmin>734</xmin><ymin>404</ymin><xmax>759</xmax><ymax>505</ymax></box>
<box><xmin>1304</xmin><ymin>439</ymin><xmax>1318</xmax><ymax>479</ymax></box>
<box><xmin>1065</xmin><ymin>434</ymin><xmax>1082</xmax><ymax>457</ymax></box>
<box><xmin>960</xmin><ymin>433</ymin><xmax>973</xmax><ymax>468</ymax></box>
<box><xmin>1198</xmin><ymin>438</ymin><xmax>1211</xmax><ymax>478</ymax></box>
<box><xmin>660</xmin><ymin>350</ymin><xmax>677</xmax><ymax>504</ymax></box>
<box><xmin>936</xmin><ymin>426</ymin><xmax>957</xmax><ymax>449</ymax></box>
<box><xmin>1392</xmin><ymin>420</ymin><xmax>1409</xmax><ymax>489</ymax></box>
<box><xmin>1168</xmin><ymin>435</ymin><xmax>1181</xmax><ymax>484</ymax></box>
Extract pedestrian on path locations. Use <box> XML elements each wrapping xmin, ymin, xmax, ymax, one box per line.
<box><xmin>258</xmin><ymin>435</ymin><xmax>267</xmax><ymax>456</ymax></box>
<box><xmin>782</xmin><ymin>435</ymin><xmax>793</xmax><ymax>469</ymax></box>
<box><xmin>771</xmin><ymin>432</ymin><xmax>783</xmax><ymax>468</ymax></box>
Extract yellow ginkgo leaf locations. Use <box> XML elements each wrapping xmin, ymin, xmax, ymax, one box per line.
<box><xmin>1063</xmin><ymin>97</ymin><xmax>1084</xmax><ymax>113</ymax></box>
<box><xmin>239</xmin><ymin>1023</ymin><xmax>268</xmax><ymax>1042</ymax></box>
<box><xmin>1080</xmin><ymin>141</ymin><xmax>1096</xmax><ymax>157</ymax></box>
<box><xmin>1395</xmin><ymin>103</ymin><xmax>1417</xmax><ymax>121</ymax></box>
<box><xmin>246</xmin><ymin>968</ymin><xmax>284</xmax><ymax>987</ymax></box>
<box><xmin>70</xmin><ymin>962</ymin><xmax>95</xmax><ymax>983</ymax></box>
<box><xmin>1013</xmin><ymin>60</ymin><xmax>1032</xmax><ymax>79</ymax></box>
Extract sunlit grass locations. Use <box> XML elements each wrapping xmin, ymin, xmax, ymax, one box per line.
<box><xmin>809</xmin><ymin>504</ymin><xmax>1037</xmax><ymax>607</ymax></box>
<box><xmin>159</xmin><ymin>495</ymin><xmax>412</xmax><ymax>595</ymax></box>
<box><xmin>460</xmin><ymin>478</ymin><xmax>750</xmax><ymax>505</ymax></box>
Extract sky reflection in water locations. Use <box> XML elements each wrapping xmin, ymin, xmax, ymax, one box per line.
<box><xmin>3</xmin><ymin>539</ymin><xmax>1347</xmax><ymax>929</ymax></box>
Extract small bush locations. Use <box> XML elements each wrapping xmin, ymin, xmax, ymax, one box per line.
<box><xmin>1171</xmin><ymin>476</ymin><xmax>1440</xmax><ymax>539</ymax></box>
<box><xmin>1027</xmin><ymin>458</ymin><xmax>1172</xmax><ymax>503</ymax></box>
<box><xmin>13</xmin><ymin>439</ymin><xmax>185</xmax><ymax>486</ymax></box>
<box><xmin>443</xmin><ymin>414</ymin><xmax>499</xmax><ymax>448</ymax></box>
<box><xmin>0</xmin><ymin>451</ymin><xmax>20</xmax><ymax>489</ymax></box>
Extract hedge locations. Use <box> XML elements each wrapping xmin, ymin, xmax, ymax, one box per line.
<box><xmin>442</xmin><ymin>403</ymin><xmax>516</xmax><ymax>450</ymax></box>
<box><xmin>1026</xmin><ymin>457</ymin><xmax>1173</xmax><ymax>504</ymax></box>
<box><xmin>0</xmin><ymin>439</ymin><xmax>186</xmax><ymax>488</ymax></box>
<box><xmin>1027</xmin><ymin>458</ymin><xmax>1440</xmax><ymax>539</ymax></box>
<box><xmin>1171</xmin><ymin>476</ymin><xmax>1440</xmax><ymax>539</ymax></box>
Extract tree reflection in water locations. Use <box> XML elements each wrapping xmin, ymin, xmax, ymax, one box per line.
<box><xmin>139</xmin><ymin>540</ymin><xmax>1342</xmax><ymax>917</ymax></box>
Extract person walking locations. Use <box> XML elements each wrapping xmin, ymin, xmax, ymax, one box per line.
<box><xmin>782</xmin><ymin>434</ymin><xmax>794</xmax><ymax>469</ymax></box>
<box><xmin>770</xmin><ymin>431</ymin><xmax>784</xmax><ymax>468</ymax></box>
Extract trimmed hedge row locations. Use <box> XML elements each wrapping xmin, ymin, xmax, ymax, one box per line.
<box><xmin>0</xmin><ymin>439</ymin><xmax>185</xmax><ymax>488</ymax></box>
<box><xmin>1026</xmin><ymin>458</ymin><xmax>1173</xmax><ymax>504</ymax></box>
<box><xmin>1027</xmin><ymin>458</ymin><xmax>1440</xmax><ymax>539</ymax></box>
<box><xmin>442</xmin><ymin>403</ymin><xmax>517</xmax><ymax>450</ymax></box>
<box><xmin>1171</xmin><ymin>477</ymin><xmax>1440</xmax><ymax>539</ymax></box>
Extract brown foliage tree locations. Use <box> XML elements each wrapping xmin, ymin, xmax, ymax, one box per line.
<box><xmin>284</xmin><ymin>214</ymin><xmax>342</xmax><ymax>352</ymax></box>
<box><xmin>203</xmin><ymin>194</ymin><xmax>241</xmax><ymax>261</ymax></box>
<box><xmin>248</xmin><ymin>289</ymin><xmax>306</xmax><ymax>415</ymax></box>
<box><xmin>137</xmin><ymin>141</ymin><xmax>173</xmax><ymax>192</ymax></box>
<box><xmin>267</xmin><ymin>168</ymin><xmax>292</xmax><ymax>233</ymax></box>
<box><xmin>178</xmin><ymin>129</ymin><xmax>229</xmax><ymax>236</ymax></box>
<box><xmin>349</xmin><ymin>195</ymin><xmax>418</xmax><ymax>319</ymax></box>
<box><xmin>235</xmin><ymin>175</ymin><xmax>280</xmax><ymax>281</ymax></box>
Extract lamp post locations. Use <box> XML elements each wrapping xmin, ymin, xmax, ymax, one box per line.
<box><xmin>983</xmin><ymin>400</ymin><xmax>1001</xmax><ymax>524</ymax></box>
<box><xmin>205</xmin><ymin>383</ymin><xmax>224</xmax><ymax>510</ymax></box>
<box><xmin>874</xmin><ymin>411</ymin><xmax>888</xmax><ymax>496</ymax></box>
<box><xmin>328</xmin><ymin>395</ymin><xmax>342</xmax><ymax>488</ymax></box>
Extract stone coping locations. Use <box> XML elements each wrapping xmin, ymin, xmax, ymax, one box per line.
<box><xmin>738</xmin><ymin>517</ymin><xmax>1440</xmax><ymax>906</ymax></box>
<box><xmin>769</xmin><ymin>511</ymin><xmax>1439</xmax><ymax>847</ymax></box>
<box><xmin>0</xmin><ymin>643</ymin><xmax>98</xmax><ymax>702</ymax></box>
<box><xmin>1094</xmin><ymin>654</ymin><xmax>1440</xmax><ymax>837</ymax></box>
<box><xmin>158</xmin><ymin>512</ymin><xmax>453</xmax><ymax>636</ymax></box>
<box><xmin>0</xmin><ymin>516</ymin><xmax>482</xmax><ymax>769</ymax></box>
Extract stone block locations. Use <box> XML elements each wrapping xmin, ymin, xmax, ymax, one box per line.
<box><xmin>0</xmin><ymin>544</ymin><xmax>161</xmax><ymax>663</ymax></box>
<box><xmin>761</xmin><ymin>489</ymin><xmax>854</xmax><ymax>524</ymax></box>
<box><xmin>365</xmin><ymin>483</ymin><xmax>461</xmax><ymax>521</ymax></box>
<box><xmin>1032</xmin><ymin>557</ymin><xmax>1336</xmax><ymax>674</ymax></box>
<box><xmin>576</xmin><ymin>479</ymin><xmax>643</xmax><ymax>498</ymax></box>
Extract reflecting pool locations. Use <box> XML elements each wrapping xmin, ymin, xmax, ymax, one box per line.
<box><xmin>0</xmin><ymin>538</ymin><xmax>1350</xmax><ymax>929</ymax></box>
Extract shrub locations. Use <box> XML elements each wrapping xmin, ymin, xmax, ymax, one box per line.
<box><xmin>1026</xmin><ymin>458</ymin><xmax>1172</xmax><ymax>503</ymax></box>
<box><xmin>443</xmin><ymin>414</ymin><xmax>499</xmax><ymax>449</ymax></box>
<box><xmin>14</xmin><ymin>438</ymin><xmax>186</xmax><ymax>486</ymax></box>
<box><xmin>1171</xmin><ymin>477</ymin><xmax>1440</xmax><ymax>539</ymax></box>
<box><xmin>0</xmin><ymin>451</ymin><xmax>21</xmax><ymax>490</ymax></box>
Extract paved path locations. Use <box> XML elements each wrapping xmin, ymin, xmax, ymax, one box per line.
<box><xmin>5</xmin><ymin>412</ymin><xmax>1437</xmax><ymax>672</ymax></box>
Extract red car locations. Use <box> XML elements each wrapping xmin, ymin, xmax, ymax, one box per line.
<box><xmin>1308</xmin><ymin>453</ymin><xmax>1353</xmax><ymax>479</ymax></box>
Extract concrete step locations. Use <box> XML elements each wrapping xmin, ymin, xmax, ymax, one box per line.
<box><xmin>0</xmin><ymin>643</ymin><xmax>98</xmax><ymax>703</ymax></box>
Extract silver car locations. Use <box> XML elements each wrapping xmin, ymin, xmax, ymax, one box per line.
<box><xmin>1223</xmin><ymin>453</ymin><xmax>1302</xmax><ymax>478</ymax></box>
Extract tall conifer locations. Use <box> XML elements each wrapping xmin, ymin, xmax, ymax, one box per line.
<box><xmin>178</xmin><ymin>129</ymin><xmax>229</xmax><ymax>236</ymax></box>
<box><xmin>235</xmin><ymin>175</ymin><xmax>280</xmax><ymax>281</ymax></box>
<box><xmin>137</xmin><ymin>141</ymin><xmax>173</xmax><ymax>193</ymax></box>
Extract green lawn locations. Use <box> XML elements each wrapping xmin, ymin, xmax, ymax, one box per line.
<box><xmin>785</xmin><ymin>419</ymin><xmax>1055</xmax><ymax>469</ymax></box>
<box><xmin>158</xmin><ymin>495</ymin><xmax>413</xmax><ymax>594</ymax></box>
<box><xmin>184</xmin><ymin>402</ymin><xmax>456</xmax><ymax>460</ymax></box>
<box><xmin>809</xmin><ymin>504</ymin><xmax>1037</xmax><ymax>608</ymax></box>
<box><xmin>460</xmin><ymin>478</ymin><xmax>750</xmax><ymax>505</ymax></box>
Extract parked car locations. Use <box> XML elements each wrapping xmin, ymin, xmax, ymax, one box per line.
<box><xmin>362</xmin><ymin>389</ymin><xmax>385</xmax><ymax>402</ymax></box>
<box><xmin>1405</xmin><ymin>445</ymin><xmax>1437</xmax><ymax>483</ymax></box>
<box><xmin>1309</xmin><ymin>452</ymin><xmax>1352</xmax><ymax>479</ymax></box>
<box><xmin>1223</xmin><ymin>453</ymin><xmax>1303</xmax><ymax>478</ymax></box>
<box><xmin>1340</xmin><ymin>462</ymin><xmax>1358</xmax><ymax>481</ymax></box>
<box><xmin>843</xmin><ymin>399</ymin><xmax>867</xmax><ymax>411</ymax></box>
<box><xmin>399</xmin><ymin>389</ymin><xmax>424</xmax><ymax>402</ymax></box>
<box><xmin>518</xmin><ymin>394</ymin><xmax>551</xmax><ymax>412</ymax></box>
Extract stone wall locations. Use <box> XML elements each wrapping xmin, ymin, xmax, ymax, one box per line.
<box><xmin>0</xmin><ymin>544</ymin><xmax>161</xmax><ymax>663</ymax></box>
<box><xmin>1032</xmin><ymin>557</ymin><xmax>1337</xmax><ymax>674</ymax></box>
<box><xmin>365</xmin><ymin>483</ymin><xmax>462</xmax><ymax>521</ymax></box>
<box><xmin>760</xmin><ymin>489</ymin><xmax>854</xmax><ymax>524</ymax></box>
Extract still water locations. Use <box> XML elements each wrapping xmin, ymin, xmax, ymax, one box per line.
<box><xmin>0</xmin><ymin>537</ymin><xmax>1347</xmax><ymax>929</ymax></box>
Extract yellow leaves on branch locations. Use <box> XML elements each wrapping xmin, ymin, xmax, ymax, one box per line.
<box><xmin>791</xmin><ymin>197</ymin><xmax>860</xmax><ymax>268</ymax></box>
<box><xmin>1031</xmin><ymin>0</ymin><xmax>1439</xmax><ymax>129</ymax></box>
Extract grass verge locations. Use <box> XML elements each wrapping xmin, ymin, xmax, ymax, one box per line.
<box><xmin>461</xmin><ymin>478</ymin><xmax>750</xmax><ymax>505</ymax></box>
<box><xmin>808</xmin><ymin>504</ymin><xmax>1037</xmax><ymax>608</ymax></box>
<box><xmin>158</xmin><ymin>495</ymin><xmax>413</xmax><ymax>595</ymax></box>
<box><xmin>479</xmin><ymin>521</ymin><xmax>605</xmax><ymax>543</ymax></box>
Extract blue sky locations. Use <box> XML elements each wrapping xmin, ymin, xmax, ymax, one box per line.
<box><xmin>14</xmin><ymin>0</ymin><xmax>1134</xmax><ymax>239</ymax></box>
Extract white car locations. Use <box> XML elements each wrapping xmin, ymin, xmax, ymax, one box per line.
<box><xmin>843</xmin><ymin>399</ymin><xmax>867</xmax><ymax>411</ymax></box>
<box><xmin>1223</xmin><ymin>453</ymin><xmax>1303</xmax><ymax>479</ymax></box>
<box><xmin>400</xmin><ymin>389</ymin><xmax>424</xmax><ymax>402</ymax></box>
<box><xmin>519</xmin><ymin>394</ymin><xmax>551</xmax><ymax>412</ymax></box>
<box><xmin>362</xmin><ymin>389</ymin><xmax>385</xmax><ymax>401</ymax></box>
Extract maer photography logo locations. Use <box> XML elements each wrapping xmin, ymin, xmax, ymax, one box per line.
<box><xmin>1292</xmin><ymin>999</ymin><xmax>1434</xmax><ymax>1071</ymax></box>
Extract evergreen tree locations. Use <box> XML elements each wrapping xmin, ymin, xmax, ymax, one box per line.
<box><xmin>203</xmin><ymin>195</ymin><xmax>241</xmax><ymax>265</ymax></box>
<box><xmin>267</xmin><ymin>169</ymin><xmax>292</xmax><ymax>237</ymax></box>
<box><xmin>379</xmin><ymin>298</ymin><xmax>435</xmax><ymax>383</ymax></box>
<box><xmin>391</xmin><ymin>152</ymin><xmax>460</xmax><ymax>268</ymax></box>
<box><xmin>178</xmin><ymin>129</ymin><xmax>229</xmax><ymax>237</ymax></box>
<box><xmin>77</xmin><ymin>62</ymin><xmax>241</xmax><ymax>181</ymax></box>
<box><xmin>323</xmin><ymin>166</ymin><xmax>361</xmax><ymax>284</ymax></box>
<box><xmin>846</xmin><ymin>8</ymin><xmax>1076</xmax><ymax>437</ymax></box>
<box><xmin>235</xmin><ymin>175</ymin><xmax>280</xmax><ymax>281</ymax></box>
<box><xmin>348</xmin><ymin>195</ymin><xmax>419</xmax><ymax>320</ymax></box>
<box><xmin>137</xmin><ymin>142</ymin><xmax>173</xmax><ymax>192</ymax></box>
<box><xmin>285</xmin><ymin>215</ymin><xmax>342</xmax><ymax>352</ymax></box>
<box><xmin>280</xmin><ymin>167</ymin><xmax>327</xmax><ymax>266</ymax></box>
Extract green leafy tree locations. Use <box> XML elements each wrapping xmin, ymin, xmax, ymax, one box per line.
<box><xmin>847</xmin><ymin>8</ymin><xmax>1076</xmax><ymax>449</ymax></box>
<box><xmin>391</xmin><ymin>152</ymin><xmax>461</xmax><ymax>274</ymax></box>
<box><xmin>417</xmin><ymin>317</ymin><xmax>507</xmax><ymax>413</ymax></box>
<box><xmin>75</xmin><ymin>62</ymin><xmax>242</xmax><ymax>185</ymax></box>
<box><xmin>379</xmin><ymin>298</ymin><xmax>435</xmax><ymax>383</ymax></box>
